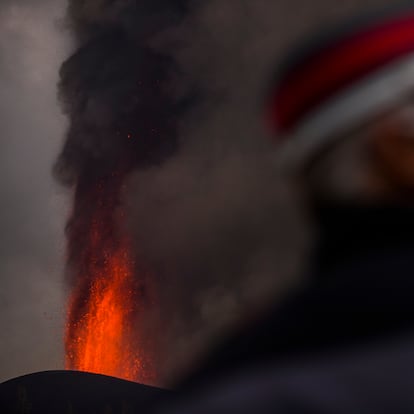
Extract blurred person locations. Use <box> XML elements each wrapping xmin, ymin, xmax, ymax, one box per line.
<box><xmin>156</xmin><ymin>5</ymin><xmax>414</xmax><ymax>414</ymax></box>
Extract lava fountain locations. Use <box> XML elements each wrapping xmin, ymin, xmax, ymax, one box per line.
<box><xmin>64</xmin><ymin>170</ymin><xmax>150</xmax><ymax>382</ymax></box>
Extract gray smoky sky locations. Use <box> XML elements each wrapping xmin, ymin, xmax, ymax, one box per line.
<box><xmin>0</xmin><ymin>0</ymin><xmax>70</xmax><ymax>382</ymax></box>
<box><xmin>0</xmin><ymin>0</ymin><xmax>396</xmax><ymax>385</ymax></box>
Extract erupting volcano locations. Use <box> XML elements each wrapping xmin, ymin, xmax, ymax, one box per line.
<box><xmin>65</xmin><ymin>172</ymin><xmax>145</xmax><ymax>382</ymax></box>
<box><xmin>55</xmin><ymin>0</ymin><xmax>190</xmax><ymax>386</ymax></box>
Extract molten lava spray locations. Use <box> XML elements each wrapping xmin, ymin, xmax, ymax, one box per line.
<box><xmin>65</xmin><ymin>172</ymin><xmax>147</xmax><ymax>381</ymax></box>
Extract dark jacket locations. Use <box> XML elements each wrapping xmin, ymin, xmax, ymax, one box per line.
<box><xmin>161</xmin><ymin>205</ymin><xmax>414</xmax><ymax>414</ymax></box>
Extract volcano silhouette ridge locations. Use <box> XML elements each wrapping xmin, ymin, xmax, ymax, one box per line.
<box><xmin>0</xmin><ymin>370</ymin><xmax>169</xmax><ymax>414</ymax></box>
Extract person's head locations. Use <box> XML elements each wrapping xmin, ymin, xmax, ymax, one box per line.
<box><xmin>303</xmin><ymin>101</ymin><xmax>414</xmax><ymax>203</ymax></box>
<box><xmin>267</xmin><ymin>6</ymin><xmax>414</xmax><ymax>205</ymax></box>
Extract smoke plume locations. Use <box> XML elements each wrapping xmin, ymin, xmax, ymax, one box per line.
<box><xmin>55</xmin><ymin>2</ymin><xmax>193</xmax><ymax>186</ymax></box>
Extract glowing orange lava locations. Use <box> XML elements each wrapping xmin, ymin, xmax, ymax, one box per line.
<box><xmin>65</xmin><ymin>179</ymin><xmax>143</xmax><ymax>382</ymax></box>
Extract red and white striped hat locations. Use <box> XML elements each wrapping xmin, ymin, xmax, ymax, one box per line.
<box><xmin>268</xmin><ymin>6</ymin><xmax>414</xmax><ymax>168</ymax></box>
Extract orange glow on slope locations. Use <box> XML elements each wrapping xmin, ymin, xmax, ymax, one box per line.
<box><xmin>65</xmin><ymin>180</ymin><xmax>144</xmax><ymax>382</ymax></box>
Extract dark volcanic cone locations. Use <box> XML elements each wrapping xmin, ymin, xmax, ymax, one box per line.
<box><xmin>0</xmin><ymin>371</ymin><xmax>169</xmax><ymax>414</ymax></box>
